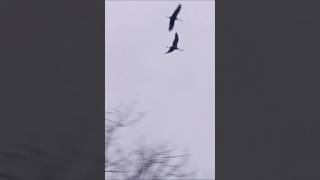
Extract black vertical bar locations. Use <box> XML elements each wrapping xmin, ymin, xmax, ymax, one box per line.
<box><xmin>0</xmin><ymin>1</ymin><xmax>105</xmax><ymax>179</ymax></box>
<box><xmin>217</xmin><ymin>0</ymin><xmax>320</xmax><ymax>179</ymax></box>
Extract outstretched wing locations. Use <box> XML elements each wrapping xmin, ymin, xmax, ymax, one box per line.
<box><xmin>172</xmin><ymin>33</ymin><xmax>179</xmax><ymax>47</ymax></box>
<box><xmin>168</xmin><ymin>4</ymin><xmax>181</xmax><ymax>31</ymax></box>
<box><xmin>171</xmin><ymin>4</ymin><xmax>182</xmax><ymax>18</ymax></box>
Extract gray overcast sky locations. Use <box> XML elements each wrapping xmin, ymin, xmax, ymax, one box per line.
<box><xmin>106</xmin><ymin>1</ymin><xmax>215</xmax><ymax>178</ymax></box>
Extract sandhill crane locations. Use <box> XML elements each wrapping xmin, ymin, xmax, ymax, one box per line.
<box><xmin>166</xmin><ymin>33</ymin><xmax>183</xmax><ymax>54</ymax></box>
<box><xmin>167</xmin><ymin>4</ymin><xmax>182</xmax><ymax>31</ymax></box>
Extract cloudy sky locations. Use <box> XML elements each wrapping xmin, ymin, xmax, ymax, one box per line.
<box><xmin>106</xmin><ymin>1</ymin><xmax>215</xmax><ymax>179</ymax></box>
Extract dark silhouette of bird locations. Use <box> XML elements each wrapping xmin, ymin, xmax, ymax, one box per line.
<box><xmin>167</xmin><ymin>4</ymin><xmax>182</xmax><ymax>31</ymax></box>
<box><xmin>166</xmin><ymin>33</ymin><xmax>183</xmax><ymax>54</ymax></box>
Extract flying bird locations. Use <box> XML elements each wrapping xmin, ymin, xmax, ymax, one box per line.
<box><xmin>167</xmin><ymin>4</ymin><xmax>182</xmax><ymax>31</ymax></box>
<box><xmin>166</xmin><ymin>33</ymin><xmax>183</xmax><ymax>54</ymax></box>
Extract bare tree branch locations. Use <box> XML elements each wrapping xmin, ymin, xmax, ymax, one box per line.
<box><xmin>105</xmin><ymin>104</ymin><xmax>196</xmax><ymax>180</ymax></box>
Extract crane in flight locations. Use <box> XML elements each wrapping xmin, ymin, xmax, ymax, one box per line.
<box><xmin>165</xmin><ymin>33</ymin><xmax>183</xmax><ymax>54</ymax></box>
<box><xmin>167</xmin><ymin>4</ymin><xmax>182</xmax><ymax>31</ymax></box>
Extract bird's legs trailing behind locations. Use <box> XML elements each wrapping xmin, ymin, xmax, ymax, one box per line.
<box><xmin>166</xmin><ymin>16</ymin><xmax>183</xmax><ymax>22</ymax></box>
<box><xmin>165</xmin><ymin>46</ymin><xmax>182</xmax><ymax>50</ymax></box>
<box><xmin>164</xmin><ymin>47</ymin><xmax>184</xmax><ymax>53</ymax></box>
